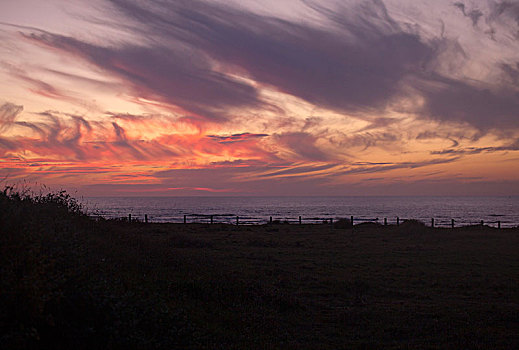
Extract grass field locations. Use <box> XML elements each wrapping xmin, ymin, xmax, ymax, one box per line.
<box><xmin>1</xmin><ymin>190</ymin><xmax>518</xmax><ymax>349</ymax></box>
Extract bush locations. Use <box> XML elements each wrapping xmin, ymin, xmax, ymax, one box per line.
<box><xmin>400</xmin><ymin>219</ymin><xmax>426</xmax><ymax>228</ymax></box>
<box><xmin>333</xmin><ymin>218</ymin><xmax>352</xmax><ymax>229</ymax></box>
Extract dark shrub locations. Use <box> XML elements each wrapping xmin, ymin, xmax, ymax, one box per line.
<box><xmin>400</xmin><ymin>219</ymin><xmax>426</xmax><ymax>228</ymax></box>
<box><xmin>334</xmin><ymin>218</ymin><xmax>352</xmax><ymax>229</ymax></box>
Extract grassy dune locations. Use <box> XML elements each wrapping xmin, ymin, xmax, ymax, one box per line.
<box><xmin>1</xmin><ymin>190</ymin><xmax>519</xmax><ymax>349</ymax></box>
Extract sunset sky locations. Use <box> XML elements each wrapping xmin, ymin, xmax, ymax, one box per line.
<box><xmin>1</xmin><ymin>0</ymin><xmax>518</xmax><ymax>196</ymax></box>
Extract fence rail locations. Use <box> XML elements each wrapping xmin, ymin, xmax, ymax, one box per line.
<box><xmin>88</xmin><ymin>213</ymin><xmax>517</xmax><ymax>228</ymax></box>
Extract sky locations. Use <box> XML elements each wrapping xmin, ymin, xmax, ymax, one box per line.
<box><xmin>0</xmin><ymin>0</ymin><xmax>518</xmax><ymax>196</ymax></box>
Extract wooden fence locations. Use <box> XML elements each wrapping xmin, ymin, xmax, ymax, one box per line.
<box><xmin>91</xmin><ymin>213</ymin><xmax>513</xmax><ymax>228</ymax></box>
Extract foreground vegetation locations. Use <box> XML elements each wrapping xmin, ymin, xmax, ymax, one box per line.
<box><xmin>1</xmin><ymin>188</ymin><xmax>518</xmax><ymax>349</ymax></box>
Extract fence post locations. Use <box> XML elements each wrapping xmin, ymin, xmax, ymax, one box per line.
<box><xmin>184</xmin><ymin>215</ymin><xmax>186</xmax><ymax>224</ymax></box>
<box><xmin>498</xmin><ymin>221</ymin><xmax>501</xmax><ymax>229</ymax></box>
<box><xmin>451</xmin><ymin>219</ymin><xmax>454</xmax><ymax>228</ymax></box>
<box><xmin>397</xmin><ymin>217</ymin><xmax>399</xmax><ymax>226</ymax></box>
<box><xmin>330</xmin><ymin>218</ymin><xmax>333</xmax><ymax>225</ymax></box>
<box><xmin>299</xmin><ymin>216</ymin><xmax>302</xmax><ymax>224</ymax></box>
<box><xmin>481</xmin><ymin>220</ymin><xmax>484</xmax><ymax>226</ymax></box>
<box><xmin>384</xmin><ymin>218</ymin><xmax>387</xmax><ymax>225</ymax></box>
<box><xmin>236</xmin><ymin>216</ymin><xmax>239</xmax><ymax>225</ymax></box>
<box><xmin>270</xmin><ymin>216</ymin><xmax>272</xmax><ymax>224</ymax></box>
<box><xmin>431</xmin><ymin>218</ymin><xmax>434</xmax><ymax>228</ymax></box>
<box><xmin>351</xmin><ymin>216</ymin><xmax>354</xmax><ymax>226</ymax></box>
<box><xmin>211</xmin><ymin>215</ymin><xmax>214</xmax><ymax>224</ymax></box>
<box><xmin>128</xmin><ymin>214</ymin><xmax>131</xmax><ymax>223</ymax></box>
<box><xmin>145</xmin><ymin>214</ymin><xmax>148</xmax><ymax>224</ymax></box>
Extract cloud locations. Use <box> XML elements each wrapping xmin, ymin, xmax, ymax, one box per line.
<box><xmin>207</xmin><ymin>132</ymin><xmax>269</xmax><ymax>144</ymax></box>
<box><xmin>414</xmin><ymin>73</ymin><xmax>519</xmax><ymax>130</ymax></box>
<box><xmin>453</xmin><ymin>1</ymin><xmax>519</xmax><ymax>40</ymax></box>
<box><xmin>0</xmin><ymin>104</ymin><xmax>183</xmax><ymax>161</ymax></box>
<box><xmin>454</xmin><ymin>2</ymin><xmax>484</xmax><ymax>26</ymax></box>
<box><xmin>136</xmin><ymin>155</ymin><xmax>466</xmax><ymax>196</ymax></box>
<box><xmin>0</xmin><ymin>137</ymin><xmax>18</xmax><ymax>150</ymax></box>
<box><xmin>273</xmin><ymin>132</ymin><xmax>330</xmax><ymax>161</ymax></box>
<box><xmin>2</xmin><ymin>63</ymin><xmax>100</xmax><ymax>110</ymax></box>
<box><xmin>104</xmin><ymin>0</ymin><xmax>519</xmax><ymax>131</ymax></box>
<box><xmin>8</xmin><ymin>0</ymin><xmax>518</xmax><ymax>132</ymax></box>
<box><xmin>0</xmin><ymin>102</ymin><xmax>288</xmax><ymax>166</ymax></box>
<box><xmin>256</xmin><ymin>163</ymin><xmax>339</xmax><ymax>178</ymax></box>
<box><xmin>148</xmin><ymin>164</ymin><xmax>341</xmax><ymax>195</ymax></box>
<box><xmin>488</xmin><ymin>1</ymin><xmax>519</xmax><ymax>30</ymax></box>
<box><xmin>120</xmin><ymin>0</ymin><xmax>431</xmax><ymax>113</ymax></box>
<box><xmin>0</xmin><ymin>102</ymin><xmax>23</xmax><ymax>133</ymax></box>
<box><xmin>335</xmin><ymin>157</ymin><xmax>460</xmax><ymax>176</ymax></box>
<box><xmin>22</xmin><ymin>29</ymin><xmax>266</xmax><ymax>121</ymax></box>
<box><xmin>501</xmin><ymin>62</ymin><xmax>519</xmax><ymax>85</ymax></box>
<box><xmin>329</xmin><ymin>130</ymin><xmax>400</xmax><ymax>151</ymax></box>
<box><xmin>430</xmin><ymin>138</ymin><xmax>519</xmax><ymax>155</ymax></box>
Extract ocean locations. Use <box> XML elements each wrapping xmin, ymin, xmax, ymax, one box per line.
<box><xmin>82</xmin><ymin>196</ymin><xmax>519</xmax><ymax>228</ymax></box>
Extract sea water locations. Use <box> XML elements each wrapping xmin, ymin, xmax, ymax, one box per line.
<box><xmin>83</xmin><ymin>196</ymin><xmax>519</xmax><ymax>228</ymax></box>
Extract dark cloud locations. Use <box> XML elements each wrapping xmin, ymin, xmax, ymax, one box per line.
<box><xmin>430</xmin><ymin>138</ymin><xmax>519</xmax><ymax>155</ymax></box>
<box><xmin>489</xmin><ymin>1</ymin><xmax>519</xmax><ymax>27</ymax></box>
<box><xmin>352</xmin><ymin>161</ymin><xmax>393</xmax><ymax>166</ymax></box>
<box><xmin>468</xmin><ymin>9</ymin><xmax>484</xmax><ymax>26</ymax></box>
<box><xmin>454</xmin><ymin>2</ymin><xmax>484</xmax><ymax>26</ymax></box>
<box><xmin>15</xmin><ymin>121</ymin><xmax>46</xmax><ymax>137</ymax></box>
<box><xmin>83</xmin><ymin>0</ymin><xmax>429</xmax><ymax>116</ymax></box>
<box><xmin>501</xmin><ymin>62</ymin><xmax>519</xmax><ymax>85</ymax></box>
<box><xmin>416</xmin><ymin>131</ymin><xmax>440</xmax><ymax>140</ymax></box>
<box><xmin>207</xmin><ymin>132</ymin><xmax>269</xmax><ymax>144</ymax></box>
<box><xmin>415</xmin><ymin>73</ymin><xmax>519</xmax><ymax>130</ymax></box>
<box><xmin>23</xmin><ymin>31</ymin><xmax>265</xmax><ymax>121</ymax></box>
<box><xmin>454</xmin><ymin>2</ymin><xmax>466</xmax><ymax>15</ymax></box>
<box><xmin>479</xmin><ymin>1</ymin><xmax>519</xmax><ymax>40</ymax></box>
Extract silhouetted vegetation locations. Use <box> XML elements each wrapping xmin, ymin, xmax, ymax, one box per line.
<box><xmin>333</xmin><ymin>217</ymin><xmax>352</xmax><ymax>229</ymax></box>
<box><xmin>400</xmin><ymin>219</ymin><xmax>426</xmax><ymax>227</ymax></box>
<box><xmin>1</xmin><ymin>187</ymin><xmax>519</xmax><ymax>349</ymax></box>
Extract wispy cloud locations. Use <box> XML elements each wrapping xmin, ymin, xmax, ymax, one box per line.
<box><xmin>332</xmin><ymin>157</ymin><xmax>460</xmax><ymax>176</ymax></box>
<box><xmin>0</xmin><ymin>102</ymin><xmax>23</xmax><ymax>133</ymax></box>
<box><xmin>21</xmin><ymin>29</ymin><xmax>266</xmax><ymax>121</ymax></box>
<box><xmin>430</xmin><ymin>138</ymin><xmax>519</xmax><ymax>155</ymax></box>
<box><xmin>207</xmin><ymin>133</ymin><xmax>269</xmax><ymax>144</ymax></box>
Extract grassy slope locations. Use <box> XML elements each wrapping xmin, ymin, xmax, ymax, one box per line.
<box><xmin>1</xmin><ymin>191</ymin><xmax>519</xmax><ymax>349</ymax></box>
